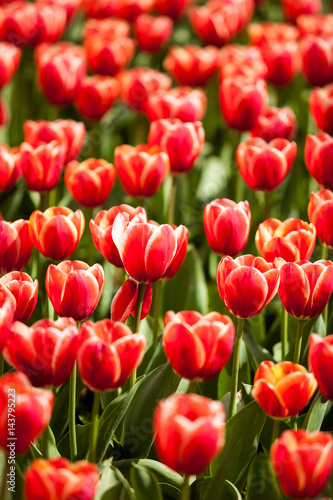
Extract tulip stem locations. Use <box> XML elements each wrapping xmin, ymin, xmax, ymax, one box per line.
<box><xmin>86</xmin><ymin>208</ymin><xmax>95</xmax><ymax>266</ymax></box>
<box><xmin>130</xmin><ymin>283</ymin><xmax>146</xmax><ymax>390</ymax></box>
<box><xmin>229</xmin><ymin>317</ymin><xmax>245</xmax><ymax>419</ymax></box>
<box><xmin>181</xmin><ymin>475</ymin><xmax>190</xmax><ymax>500</ymax></box>
<box><xmin>152</xmin><ymin>280</ymin><xmax>163</xmax><ymax>342</ymax></box>
<box><xmin>281</xmin><ymin>307</ymin><xmax>288</xmax><ymax>360</ymax></box>
<box><xmin>293</xmin><ymin>319</ymin><xmax>306</xmax><ymax>365</ymax></box>
<box><xmin>87</xmin><ymin>391</ymin><xmax>100</xmax><ymax>463</ymax></box>
<box><xmin>321</xmin><ymin>243</ymin><xmax>328</xmax><ymax>260</ymax></box>
<box><xmin>41</xmin><ymin>426</ymin><xmax>50</xmax><ymax>458</ymax></box>
<box><xmin>69</xmin><ymin>362</ymin><xmax>78</xmax><ymax>462</ymax></box>
<box><xmin>167</xmin><ymin>175</ymin><xmax>177</xmax><ymax>225</ymax></box>
<box><xmin>271</xmin><ymin>419</ymin><xmax>280</xmax><ymax>445</ymax></box>
<box><xmin>264</xmin><ymin>191</ymin><xmax>269</xmax><ymax>220</ymax></box>
<box><xmin>188</xmin><ymin>381</ymin><xmax>198</xmax><ymax>393</ymax></box>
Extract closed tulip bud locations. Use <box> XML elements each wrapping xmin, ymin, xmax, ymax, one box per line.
<box><xmin>29</xmin><ymin>207</ymin><xmax>85</xmax><ymax>261</ymax></box>
<box><xmin>217</xmin><ymin>255</ymin><xmax>280</xmax><ymax>318</ymax></box>
<box><xmin>204</xmin><ymin>199</ymin><xmax>251</xmax><ymax>257</ymax></box>
<box><xmin>90</xmin><ymin>205</ymin><xmax>147</xmax><ymax>268</ymax></box>
<box><xmin>45</xmin><ymin>260</ymin><xmax>104</xmax><ymax>320</ymax></box>
<box><xmin>84</xmin><ymin>17</ymin><xmax>130</xmax><ymax>40</ymax></box>
<box><xmin>85</xmin><ymin>34</ymin><xmax>135</xmax><ymax>77</ymax></box>
<box><xmin>300</xmin><ymin>35</ymin><xmax>333</xmax><ymax>87</ymax></box>
<box><xmin>119</xmin><ymin>68</ymin><xmax>172</xmax><ymax>111</ymax></box>
<box><xmin>0</xmin><ymin>272</ymin><xmax>38</xmax><ymax>323</ymax></box>
<box><xmin>163</xmin><ymin>310</ymin><xmax>235</xmax><ymax>380</ymax></box>
<box><xmin>297</xmin><ymin>13</ymin><xmax>333</xmax><ymax>37</ymax></box>
<box><xmin>0</xmin><ymin>219</ymin><xmax>33</xmax><ymax>274</ymax></box>
<box><xmin>309</xmin><ymin>333</ymin><xmax>333</xmax><ymax>400</ymax></box>
<box><xmin>270</xmin><ymin>430</ymin><xmax>333</xmax><ymax>498</ymax></box>
<box><xmin>148</xmin><ymin>118</ymin><xmax>204</xmax><ymax>174</ymax></box>
<box><xmin>65</xmin><ymin>159</ymin><xmax>116</xmax><ymax>208</ymax></box>
<box><xmin>110</xmin><ymin>278</ymin><xmax>153</xmax><ymax>322</ymax></box>
<box><xmin>0</xmin><ymin>372</ymin><xmax>54</xmax><ymax>453</ymax></box>
<box><xmin>278</xmin><ymin>259</ymin><xmax>333</xmax><ymax>319</ymax></box>
<box><xmin>75</xmin><ymin>76</ymin><xmax>120</xmax><ymax>120</ymax></box>
<box><xmin>154</xmin><ymin>393</ymin><xmax>226</xmax><ymax>475</ymax></box>
<box><xmin>282</xmin><ymin>0</ymin><xmax>322</xmax><ymax>24</ymax></box>
<box><xmin>250</xmin><ymin>106</ymin><xmax>297</xmax><ymax>142</ymax></box>
<box><xmin>219</xmin><ymin>44</ymin><xmax>268</xmax><ymax>81</ymax></box>
<box><xmin>255</xmin><ymin>218</ymin><xmax>316</xmax><ymax>262</ymax></box>
<box><xmin>154</xmin><ymin>0</ymin><xmax>194</xmax><ymax>19</ymax></box>
<box><xmin>305</xmin><ymin>133</ymin><xmax>333</xmax><ymax>189</ymax></box>
<box><xmin>111</xmin><ymin>0</ymin><xmax>154</xmax><ymax>21</ymax></box>
<box><xmin>0</xmin><ymin>144</ymin><xmax>20</xmax><ymax>192</ymax></box>
<box><xmin>25</xmin><ymin>458</ymin><xmax>100</xmax><ymax>500</ymax></box>
<box><xmin>77</xmin><ymin>319</ymin><xmax>146</xmax><ymax>391</ymax></box>
<box><xmin>236</xmin><ymin>137</ymin><xmax>297</xmax><ymax>191</ymax></box>
<box><xmin>310</xmin><ymin>84</ymin><xmax>333</xmax><ymax>136</ymax></box>
<box><xmin>308</xmin><ymin>189</ymin><xmax>333</xmax><ymax>247</ymax></box>
<box><xmin>259</xmin><ymin>39</ymin><xmax>301</xmax><ymax>86</ymax></box>
<box><xmin>164</xmin><ymin>45</ymin><xmax>219</xmax><ymax>87</ymax></box>
<box><xmin>146</xmin><ymin>87</ymin><xmax>207</xmax><ymax>122</ymax></box>
<box><xmin>0</xmin><ymin>42</ymin><xmax>20</xmax><ymax>88</ymax></box>
<box><xmin>252</xmin><ymin>360</ymin><xmax>317</xmax><ymax>418</ymax></box>
<box><xmin>220</xmin><ymin>77</ymin><xmax>268</xmax><ymax>131</ymax></box>
<box><xmin>0</xmin><ymin>286</ymin><xmax>15</xmax><ymax>353</ymax></box>
<box><xmin>114</xmin><ymin>144</ymin><xmax>170</xmax><ymax>197</ymax></box>
<box><xmin>135</xmin><ymin>14</ymin><xmax>173</xmax><ymax>52</ymax></box>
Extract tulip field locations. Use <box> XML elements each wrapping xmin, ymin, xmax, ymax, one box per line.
<box><xmin>2</xmin><ymin>0</ymin><xmax>333</xmax><ymax>498</ymax></box>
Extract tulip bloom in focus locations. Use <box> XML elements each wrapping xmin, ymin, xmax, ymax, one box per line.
<box><xmin>250</xmin><ymin>106</ymin><xmax>297</xmax><ymax>142</ymax></box>
<box><xmin>25</xmin><ymin>458</ymin><xmax>100</xmax><ymax>500</ymax></box>
<box><xmin>308</xmin><ymin>189</ymin><xmax>333</xmax><ymax>247</ymax></box>
<box><xmin>217</xmin><ymin>255</ymin><xmax>280</xmax><ymax>318</ymax></box>
<box><xmin>252</xmin><ymin>360</ymin><xmax>317</xmax><ymax>418</ymax></box>
<box><xmin>0</xmin><ymin>219</ymin><xmax>33</xmax><ymax>274</ymax></box>
<box><xmin>0</xmin><ymin>372</ymin><xmax>53</xmax><ymax>453</ymax></box>
<box><xmin>146</xmin><ymin>87</ymin><xmax>207</xmax><ymax>123</ymax></box>
<box><xmin>110</xmin><ymin>278</ymin><xmax>153</xmax><ymax>322</ymax></box>
<box><xmin>270</xmin><ymin>430</ymin><xmax>333</xmax><ymax>499</ymax></box>
<box><xmin>0</xmin><ymin>286</ymin><xmax>15</xmax><ymax>353</ymax></box>
<box><xmin>0</xmin><ymin>272</ymin><xmax>38</xmax><ymax>323</ymax></box>
<box><xmin>45</xmin><ymin>261</ymin><xmax>104</xmax><ymax>320</ymax></box>
<box><xmin>134</xmin><ymin>14</ymin><xmax>173</xmax><ymax>52</ymax></box>
<box><xmin>203</xmin><ymin>199</ymin><xmax>251</xmax><ymax>256</ymax></box>
<box><xmin>154</xmin><ymin>393</ymin><xmax>225</xmax><ymax>475</ymax></box>
<box><xmin>309</xmin><ymin>84</ymin><xmax>333</xmax><ymax>136</ymax></box>
<box><xmin>75</xmin><ymin>76</ymin><xmax>120</xmax><ymax>120</ymax></box>
<box><xmin>309</xmin><ymin>333</ymin><xmax>333</xmax><ymax>400</ymax></box>
<box><xmin>305</xmin><ymin>133</ymin><xmax>333</xmax><ymax>189</ymax></box>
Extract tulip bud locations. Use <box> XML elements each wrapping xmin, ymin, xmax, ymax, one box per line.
<box><xmin>0</xmin><ymin>42</ymin><xmax>21</xmax><ymax>89</ymax></box>
<box><xmin>250</xmin><ymin>106</ymin><xmax>297</xmax><ymax>142</ymax></box>
<box><xmin>300</xmin><ymin>35</ymin><xmax>333</xmax><ymax>87</ymax></box>
<box><xmin>154</xmin><ymin>0</ymin><xmax>194</xmax><ymax>19</ymax></box>
<box><xmin>110</xmin><ymin>278</ymin><xmax>153</xmax><ymax>322</ymax></box>
<box><xmin>75</xmin><ymin>76</ymin><xmax>120</xmax><ymax>120</ymax></box>
<box><xmin>0</xmin><ymin>286</ymin><xmax>15</xmax><ymax>353</ymax></box>
<box><xmin>135</xmin><ymin>14</ymin><xmax>173</xmax><ymax>52</ymax></box>
<box><xmin>0</xmin><ymin>272</ymin><xmax>38</xmax><ymax>323</ymax></box>
<box><xmin>259</xmin><ymin>39</ymin><xmax>301</xmax><ymax>86</ymax></box>
<box><xmin>119</xmin><ymin>68</ymin><xmax>172</xmax><ymax>111</ymax></box>
<box><xmin>0</xmin><ymin>144</ymin><xmax>20</xmax><ymax>192</ymax></box>
<box><xmin>282</xmin><ymin>0</ymin><xmax>322</xmax><ymax>24</ymax></box>
<box><xmin>110</xmin><ymin>0</ymin><xmax>154</xmax><ymax>21</ymax></box>
<box><xmin>146</xmin><ymin>87</ymin><xmax>207</xmax><ymax>123</ymax></box>
<box><xmin>0</xmin><ymin>219</ymin><xmax>33</xmax><ymax>274</ymax></box>
<box><xmin>84</xmin><ymin>17</ymin><xmax>130</xmax><ymax>40</ymax></box>
<box><xmin>219</xmin><ymin>44</ymin><xmax>268</xmax><ymax>80</ymax></box>
<box><xmin>305</xmin><ymin>133</ymin><xmax>333</xmax><ymax>189</ymax></box>
<box><xmin>85</xmin><ymin>33</ymin><xmax>135</xmax><ymax>77</ymax></box>
<box><xmin>309</xmin><ymin>84</ymin><xmax>333</xmax><ymax>136</ymax></box>
<box><xmin>308</xmin><ymin>189</ymin><xmax>333</xmax><ymax>247</ymax></box>
<box><xmin>297</xmin><ymin>13</ymin><xmax>333</xmax><ymax>37</ymax></box>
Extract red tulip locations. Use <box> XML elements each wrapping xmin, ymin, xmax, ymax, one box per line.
<box><xmin>154</xmin><ymin>393</ymin><xmax>226</xmax><ymax>475</ymax></box>
<box><xmin>282</xmin><ymin>0</ymin><xmax>322</xmax><ymax>24</ymax></box>
<box><xmin>110</xmin><ymin>278</ymin><xmax>153</xmax><ymax>322</ymax></box>
<box><xmin>278</xmin><ymin>259</ymin><xmax>333</xmax><ymax>319</ymax></box>
<box><xmin>252</xmin><ymin>360</ymin><xmax>317</xmax><ymax>418</ymax></box>
<box><xmin>81</xmin><ymin>0</ymin><xmax>114</xmax><ymax>17</ymax></box>
<box><xmin>18</xmin><ymin>140</ymin><xmax>66</xmax><ymax>192</ymax></box>
<box><xmin>163</xmin><ymin>45</ymin><xmax>219</xmax><ymax>87</ymax></box>
<box><xmin>0</xmin><ymin>219</ymin><xmax>32</xmax><ymax>274</ymax></box>
<box><xmin>0</xmin><ymin>272</ymin><xmax>38</xmax><ymax>323</ymax></box>
<box><xmin>309</xmin><ymin>333</ymin><xmax>333</xmax><ymax>400</ymax></box>
<box><xmin>0</xmin><ymin>144</ymin><xmax>20</xmax><ymax>192</ymax></box>
<box><xmin>219</xmin><ymin>44</ymin><xmax>268</xmax><ymax>80</ymax></box>
<box><xmin>29</xmin><ymin>207</ymin><xmax>85</xmax><ymax>261</ymax></box>
<box><xmin>219</xmin><ymin>77</ymin><xmax>268</xmax><ymax>131</ymax></box>
<box><xmin>36</xmin><ymin>0</ymin><xmax>81</xmax><ymax>22</ymax></box>
<box><xmin>0</xmin><ymin>42</ymin><xmax>20</xmax><ymax>88</ymax></box>
<box><xmin>114</xmin><ymin>144</ymin><xmax>170</xmax><ymax>197</ymax></box>
<box><xmin>110</xmin><ymin>0</ymin><xmax>154</xmax><ymax>21</ymax></box>
<box><xmin>163</xmin><ymin>310</ymin><xmax>235</xmax><ymax>380</ymax></box>
<box><xmin>250</xmin><ymin>106</ymin><xmax>297</xmax><ymax>142</ymax></box>
<box><xmin>310</xmin><ymin>83</ymin><xmax>333</xmax><ymax>136</ymax></box>
<box><xmin>297</xmin><ymin>13</ymin><xmax>333</xmax><ymax>37</ymax></box>
<box><xmin>90</xmin><ymin>205</ymin><xmax>147</xmax><ymax>268</ymax></box>
<box><xmin>236</xmin><ymin>137</ymin><xmax>297</xmax><ymax>191</ymax></box>
<box><xmin>305</xmin><ymin>133</ymin><xmax>333</xmax><ymax>188</ymax></box>
<box><xmin>203</xmin><ymin>199</ymin><xmax>251</xmax><ymax>256</ymax></box>
<box><xmin>255</xmin><ymin>218</ymin><xmax>316</xmax><ymax>262</ymax></box>
<box><xmin>300</xmin><ymin>35</ymin><xmax>333</xmax><ymax>87</ymax></box>
<box><xmin>75</xmin><ymin>76</ymin><xmax>120</xmax><ymax>120</ymax></box>
<box><xmin>25</xmin><ymin>458</ymin><xmax>100</xmax><ymax>500</ymax></box>
<box><xmin>0</xmin><ymin>372</ymin><xmax>53</xmax><ymax>454</ymax></box>
<box><xmin>162</xmin><ymin>223</ymin><xmax>188</xmax><ymax>280</ymax></box>
<box><xmin>146</xmin><ymin>87</ymin><xmax>207</xmax><ymax>122</ymax></box>
<box><xmin>148</xmin><ymin>118</ymin><xmax>205</xmax><ymax>174</ymax></box>
<box><xmin>77</xmin><ymin>319</ymin><xmax>146</xmax><ymax>391</ymax></box>
<box><xmin>84</xmin><ymin>17</ymin><xmax>130</xmax><ymax>40</ymax></box>
<box><xmin>119</xmin><ymin>68</ymin><xmax>172</xmax><ymax>111</ymax></box>
<box><xmin>0</xmin><ymin>286</ymin><xmax>15</xmax><ymax>353</ymax></box>
<box><xmin>85</xmin><ymin>33</ymin><xmax>135</xmax><ymax>77</ymax></box>
<box><xmin>308</xmin><ymin>189</ymin><xmax>333</xmax><ymax>247</ymax></box>
<box><xmin>248</xmin><ymin>21</ymin><xmax>300</xmax><ymax>45</ymax></box>
<box><xmin>217</xmin><ymin>254</ymin><xmax>280</xmax><ymax>318</ymax></box>
<box><xmin>45</xmin><ymin>260</ymin><xmax>104</xmax><ymax>320</ymax></box>
<box><xmin>270</xmin><ymin>430</ymin><xmax>333</xmax><ymax>498</ymax></box>
<box><xmin>5</xmin><ymin>318</ymin><xmax>78</xmax><ymax>387</ymax></box>
<box><xmin>134</xmin><ymin>14</ymin><xmax>173</xmax><ymax>52</ymax></box>
<box><xmin>154</xmin><ymin>0</ymin><xmax>194</xmax><ymax>19</ymax></box>
<box><xmin>65</xmin><ymin>158</ymin><xmax>116</xmax><ymax>208</ymax></box>
<box><xmin>259</xmin><ymin>39</ymin><xmax>301</xmax><ymax>85</ymax></box>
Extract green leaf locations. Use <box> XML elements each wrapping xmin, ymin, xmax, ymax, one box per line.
<box><xmin>57</xmin><ymin>423</ymin><xmax>91</xmax><ymax>460</ymax></box>
<box><xmin>158</xmin><ymin>483</ymin><xmax>181</xmax><ymax>500</ymax></box>
<box><xmin>113</xmin><ymin>459</ymin><xmax>183</xmax><ymax>491</ymax></box>
<box><xmin>243</xmin><ymin>321</ymin><xmax>274</xmax><ymax>366</ymax></box>
<box><xmin>130</xmin><ymin>464</ymin><xmax>163</xmax><ymax>500</ymax></box>
<box><xmin>190</xmin><ymin>477</ymin><xmax>211</xmax><ymax>500</ymax></box>
<box><xmin>96</xmin><ymin>466</ymin><xmax>135</xmax><ymax>500</ymax></box>
<box><xmin>35</xmin><ymin>426</ymin><xmax>61</xmax><ymax>459</ymax></box>
<box><xmin>245</xmin><ymin>453</ymin><xmax>280</xmax><ymax>500</ymax></box>
<box><xmin>224</xmin><ymin>480</ymin><xmax>242</xmax><ymax>500</ymax></box>
<box><xmin>302</xmin><ymin>394</ymin><xmax>333</xmax><ymax>432</ymax></box>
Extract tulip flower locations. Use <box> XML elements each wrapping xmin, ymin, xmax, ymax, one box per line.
<box><xmin>236</xmin><ymin>137</ymin><xmax>297</xmax><ymax>191</ymax></box>
<box><xmin>219</xmin><ymin>44</ymin><xmax>268</xmax><ymax>81</ymax></box>
<box><xmin>154</xmin><ymin>0</ymin><xmax>194</xmax><ymax>19</ymax></box>
<box><xmin>309</xmin><ymin>84</ymin><xmax>333</xmax><ymax>136</ymax></box>
<box><xmin>162</xmin><ymin>223</ymin><xmax>188</xmax><ymax>280</ymax></box>
<box><xmin>259</xmin><ymin>40</ymin><xmax>301</xmax><ymax>86</ymax></box>
<box><xmin>90</xmin><ymin>205</ymin><xmax>147</xmax><ymax>268</ymax></box>
<box><xmin>0</xmin><ymin>372</ymin><xmax>54</xmax><ymax>453</ymax></box>
<box><xmin>220</xmin><ymin>77</ymin><xmax>268</xmax><ymax>131</ymax></box>
<box><xmin>250</xmin><ymin>106</ymin><xmax>297</xmax><ymax>142</ymax></box>
<box><xmin>305</xmin><ymin>133</ymin><xmax>333</xmax><ymax>189</ymax></box>
<box><xmin>18</xmin><ymin>140</ymin><xmax>66</xmax><ymax>192</ymax></box>
<box><xmin>255</xmin><ymin>218</ymin><xmax>316</xmax><ymax>262</ymax></box>
<box><xmin>248</xmin><ymin>21</ymin><xmax>300</xmax><ymax>45</ymax></box>
<box><xmin>29</xmin><ymin>207</ymin><xmax>85</xmax><ymax>261</ymax></box>
<box><xmin>37</xmin><ymin>0</ymin><xmax>81</xmax><ymax>22</ymax></box>
<box><xmin>0</xmin><ymin>144</ymin><xmax>21</xmax><ymax>192</ymax></box>
<box><xmin>77</xmin><ymin>319</ymin><xmax>146</xmax><ymax>391</ymax></box>
<box><xmin>252</xmin><ymin>360</ymin><xmax>317</xmax><ymax>418</ymax></box>
<box><xmin>114</xmin><ymin>144</ymin><xmax>170</xmax><ymax>197</ymax></box>
<box><xmin>146</xmin><ymin>87</ymin><xmax>207</xmax><ymax>123</ymax></box>
<box><xmin>110</xmin><ymin>0</ymin><xmax>154</xmax><ymax>21</ymax></box>
<box><xmin>282</xmin><ymin>0</ymin><xmax>322</xmax><ymax>23</ymax></box>
<box><xmin>300</xmin><ymin>35</ymin><xmax>333</xmax><ymax>87</ymax></box>
<box><xmin>309</xmin><ymin>333</ymin><xmax>333</xmax><ymax>400</ymax></box>
<box><xmin>297</xmin><ymin>13</ymin><xmax>333</xmax><ymax>37</ymax></box>
<box><xmin>0</xmin><ymin>286</ymin><xmax>15</xmax><ymax>353</ymax></box>
<box><xmin>75</xmin><ymin>76</ymin><xmax>120</xmax><ymax>120</ymax></box>
<box><xmin>154</xmin><ymin>393</ymin><xmax>226</xmax><ymax>475</ymax></box>
<box><xmin>84</xmin><ymin>17</ymin><xmax>130</xmax><ymax>40</ymax></box>
<box><xmin>0</xmin><ymin>219</ymin><xmax>33</xmax><ymax>274</ymax></box>
<box><xmin>85</xmin><ymin>33</ymin><xmax>135</xmax><ymax>77</ymax></box>
<box><xmin>308</xmin><ymin>189</ymin><xmax>333</xmax><ymax>247</ymax></box>
<box><xmin>270</xmin><ymin>430</ymin><xmax>333</xmax><ymax>499</ymax></box>
<box><xmin>163</xmin><ymin>310</ymin><xmax>235</xmax><ymax>380</ymax></box>
<box><xmin>65</xmin><ymin>159</ymin><xmax>117</xmax><ymax>208</ymax></box>
<box><xmin>110</xmin><ymin>278</ymin><xmax>153</xmax><ymax>322</ymax></box>
<box><xmin>134</xmin><ymin>14</ymin><xmax>173</xmax><ymax>52</ymax></box>
<box><xmin>0</xmin><ymin>272</ymin><xmax>38</xmax><ymax>323</ymax></box>
<box><xmin>45</xmin><ymin>260</ymin><xmax>104</xmax><ymax>321</ymax></box>
<box><xmin>25</xmin><ymin>458</ymin><xmax>100</xmax><ymax>500</ymax></box>
<box><xmin>148</xmin><ymin>119</ymin><xmax>205</xmax><ymax>174</ymax></box>
<box><xmin>0</xmin><ymin>42</ymin><xmax>21</xmax><ymax>89</ymax></box>
<box><xmin>163</xmin><ymin>45</ymin><xmax>219</xmax><ymax>87</ymax></box>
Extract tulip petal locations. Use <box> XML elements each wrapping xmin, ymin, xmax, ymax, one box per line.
<box><xmin>252</xmin><ymin>379</ymin><xmax>288</xmax><ymax>418</ymax></box>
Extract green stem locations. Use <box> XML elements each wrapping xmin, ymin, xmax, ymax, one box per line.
<box><xmin>0</xmin><ymin>456</ymin><xmax>9</xmax><ymax>500</ymax></box>
<box><xmin>167</xmin><ymin>175</ymin><xmax>177</xmax><ymax>225</ymax></box>
<box><xmin>188</xmin><ymin>380</ymin><xmax>198</xmax><ymax>393</ymax></box>
<box><xmin>264</xmin><ymin>191</ymin><xmax>269</xmax><ymax>220</ymax></box>
<box><xmin>130</xmin><ymin>283</ymin><xmax>146</xmax><ymax>390</ymax></box>
<box><xmin>15</xmin><ymin>461</ymin><xmax>23</xmax><ymax>479</ymax></box>
<box><xmin>86</xmin><ymin>208</ymin><xmax>94</xmax><ymax>266</ymax></box>
<box><xmin>39</xmin><ymin>192</ymin><xmax>49</xmax><ymax>212</ymax></box>
<box><xmin>229</xmin><ymin>318</ymin><xmax>245</xmax><ymax>419</ymax></box>
<box><xmin>181</xmin><ymin>475</ymin><xmax>190</xmax><ymax>500</ymax></box>
<box><xmin>281</xmin><ymin>307</ymin><xmax>288</xmax><ymax>360</ymax></box>
<box><xmin>233</xmin><ymin>130</ymin><xmax>243</xmax><ymax>203</ymax></box>
<box><xmin>49</xmin><ymin>188</ymin><xmax>57</xmax><ymax>208</ymax></box>
<box><xmin>321</xmin><ymin>243</ymin><xmax>328</xmax><ymax>260</ymax></box>
<box><xmin>0</xmin><ymin>354</ymin><xmax>4</xmax><ymax>378</ymax></box>
<box><xmin>271</xmin><ymin>419</ymin><xmax>280</xmax><ymax>445</ymax></box>
<box><xmin>69</xmin><ymin>362</ymin><xmax>78</xmax><ymax>462</ymax></box>
<box><xmin>87</xmin><ymin>391</ymin><xmax>100</xmax><ymax>463</ymax></box>
<box><xmin>293</xmin><ymin>319</ymin><xmax>306</xmax><ymax>365</ymax></box>
<box><xmin>152</xmin><ymin>280</ymin><xmax>163</xmax><ymax>342</ymax></box>
<box><xmin>41</xmin><ymin>426</ymin><xmax>49</xmax><ymax>458</ymax></box>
